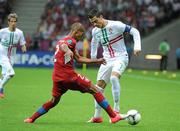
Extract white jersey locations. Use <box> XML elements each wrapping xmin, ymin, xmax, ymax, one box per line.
<box><xmin>91</xmin><ymin>20</ymin><xmax>141</xmax><ymax>60</ymax></box>
<box><xmin>0</xmin><ymin>27</ymin><xmax>26</xmax><ymax>65</ymax></box>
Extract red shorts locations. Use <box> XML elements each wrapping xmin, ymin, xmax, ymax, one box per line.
<box><xmin>52</xmin><ymin>73</ymin><xmax>92</xmax><ymax>97</ymax></box>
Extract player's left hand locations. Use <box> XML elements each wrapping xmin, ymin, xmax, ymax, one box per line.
<box><xmin>21</xmin><ymin>45</ymin><xmax>27</xmax><ymax>53</ymax></box>
<box><xmin>134</xmin><ymin>50</ymin><xmax>141</xmax><ymax>56</ymax></box>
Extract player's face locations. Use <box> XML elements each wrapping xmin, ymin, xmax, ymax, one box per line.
<box><xmin>8</xmin><ymin>18</ymin><xmax>17</xmax><ymax>31</ymax></box>
<box><xmin>74</xmin><ymin>30</ymin><xmax>84</xmax><ymax>41</ymax></box>
<box><xmin>89</xmin><ymin>16</ymin><xmax>104</xmax><ymax>28</ymax></box>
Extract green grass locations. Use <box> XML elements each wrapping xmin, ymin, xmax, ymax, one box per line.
<box><xmin>0</xmin><ymin>68</ymin><xmax>180</xmax><ymax>131</ymax></box>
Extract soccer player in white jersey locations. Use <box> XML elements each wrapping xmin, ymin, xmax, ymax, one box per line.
<box><xmin>0</xmin><ymin>13</ymin><xmax>27</xmax><ymax>98</ymax></box>
<box><xmin>87</xmin><ymin>9</ymin><xmax>141</xmax><ymax>123</ymax></box>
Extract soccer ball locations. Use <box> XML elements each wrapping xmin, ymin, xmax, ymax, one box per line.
<box><xmin>126</xmin><ymin>109</ymin><xmax>141</xmax><ymax>125</ymax></box>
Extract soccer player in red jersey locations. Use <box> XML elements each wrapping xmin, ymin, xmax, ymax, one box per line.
<box><xmin>24</xmin><ymin>22</ymin><xmax>124</xmax><ymax>124</ymax></box>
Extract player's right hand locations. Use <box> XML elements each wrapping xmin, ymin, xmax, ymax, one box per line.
<box><xmin>134</xmin><ymin>50</ymin><xmax>141</xmax><ymax>56</ymax></box>
<box><xmin>97</xmin><ymin>58</ymin><xmax>106</xmax><ymax>65</ymax></box>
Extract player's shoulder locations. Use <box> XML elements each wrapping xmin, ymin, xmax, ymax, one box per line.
<box><xmin>108</xmin><ymin>20</ymin><xmax>124</xmax><ymax>26</ymax></box>
<box><xmin>0</xmin><ymin>27</ymin><xmax>8</xmax><ymax>32</ymax></box>
<box><xmin>57</xmin><ymin>38</ymin><xmax>66</xmax><ymax>45</ymax></box>
<box><xmin>58</xmin><ymin>36</ymin><xmax>76</xmax><ymax>45</ymax></box>
<box><xmin>66</xmin><ymin>36</ymin><xmax>76</xmax><ymax>43</ymax></box>
<box><xmin>15</xmin><ymin>28</ymin><xmax>23</xmax><ymax>34</ymax></box>
<box><xmin>92</xmin><ymin>27</ymin><xmax>101</xmax><ymax>35</ymax></box>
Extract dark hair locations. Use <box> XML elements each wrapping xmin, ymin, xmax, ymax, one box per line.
<box><xmin>88</xmin><ymin>9</ymin><xmax>101</xmax><ymax>19</ymax></box>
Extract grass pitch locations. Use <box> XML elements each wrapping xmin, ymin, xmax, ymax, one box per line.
<box><xmin>0</xmin><ymin>68</ymin><xmax>180</xmax><ymax>131</ymax></box>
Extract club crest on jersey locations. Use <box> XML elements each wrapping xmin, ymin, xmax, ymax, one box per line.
<box><xmin>109</xmin><ymin>28</ymin><xmax>113</xmax><ymax>34</ymax></box>
<box><xmin>67</xmin><ymin>39</ymin><xmax>73</xmax><ymax>45</ymax></box>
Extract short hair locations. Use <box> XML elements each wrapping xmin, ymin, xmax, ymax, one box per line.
<box><xmin>71</xmin><ymin>22</ymin><xmax>85</xmax><ymax>32</ymax></box>
<box><xmin>8</xmin><ymin>13</ymin><xmax>18</xmax><ymax>21</ymax></box>
<box><xmin>88</xmin><ymin>9</ymin><xmax>101</xmax><ymax>19</ymax></box>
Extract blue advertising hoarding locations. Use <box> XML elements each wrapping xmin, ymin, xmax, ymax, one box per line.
<box><xmin>14</xmin><ymin>51</ymin><xmax>54</xmax><ymax>67</ymax></box>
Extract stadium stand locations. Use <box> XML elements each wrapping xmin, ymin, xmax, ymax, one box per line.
<box><xmin>34</xmin><ymin>0</ymin><xmax>180</xmax><ymax>51</ymax></box>
<box><xmin>0</xmin><ymin>0</ymin><xmax>11</xmax><ymax>28</ymax></box>
<box><xmin>1</xmin><ymin>0</ymin><xmax>180</xmax><ymax>51</ymax></box>
<box><xmin>1</xmin><ymin>0</ymin><xmax>180</xmax><ymax>69</ymax></box>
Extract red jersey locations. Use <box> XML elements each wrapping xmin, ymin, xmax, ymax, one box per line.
<box><xmin>52</xmin><ymin>36</ymin><xmax>77</xmax><ymax>82</ymax></box>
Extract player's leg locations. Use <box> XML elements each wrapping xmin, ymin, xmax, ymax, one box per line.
<box><xmin>75</xmin><ymin>73</ymin><xmax>123</xmax><ymax>123</ymax></box>
<box><xmin>94</xmin><ymin>81</ymin><xmax>105</xmax><ymax>119</ymax></box>
<box><xmin>164</xmin><ymin>55</ymin><xmax>168</xmax><ymax>70</ymax></box>
<box><xmin>89</xmin><ymin>83</ymin><xmax>123</xmax><ymax>123</ymax></box>
<box><xmin>24</xmin><ymin>81</ymin><xmax>67</xmax><ymax>123</ymax></box>
<box><xmin>0</xmin><ymin>79</ymin><xmax>2</xmax><ymax>98</ymax></box>
<box><xmin>160</xmin><ymin>56</ymin><xmax>164</xmax><ymax>71</ymax></box>
<box><xmin>24</xmin><ymin>96</ymin><xmax>61</xmax><ymax>123</ymax></box>
<box><xmin>111</xmin><ymin>58</ymin><xmax>128</xmax><ymax>113</ymax></box>
<box><xmin>110</xmin><ymin>72</ymin><xmax>121</xmax><ymax>113</ymax></box>
<box><xmin>0</xmin><ymin>62</ymin><xmax>15</xmax><ymax>98</ymax></box>
<box><xmin>89</xmin><ymin>64</ymin><xmax>112</xmax><ymax>122</ymax></box>
<box><xmin>88</xmin><ymin>80</ymin><xmax>105</xmax><ymax>123</ymax></box>
<box><xmin>0</xmin><ymin>72</ymin><xmax>3</xmax><ymax>96</ymax></box>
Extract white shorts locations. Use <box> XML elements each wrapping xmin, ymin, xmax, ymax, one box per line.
<box><xmin>97</xmin><ymin>56</ymin><xmax>128</xmax><ymax>83</ymax></box>
<box><xmin>0</xmin><ymin>45</ymin><xmax>15</xmax><ymax>76</ymax></box>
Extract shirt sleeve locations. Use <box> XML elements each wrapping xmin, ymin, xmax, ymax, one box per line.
<box><xmin>117</xmin><ymin>21</ymin><xmax>141</xmax><ymax>51</ymax></box>
<box><xmin>90</xmin><ymin>29</ymin><xmax>99</xmax><ymax>59</ymax></box>
<box><xmin>19</xmin><ymin>31</ymin><xmax>26</xmax><ymax>46</ymax></box>
<box><xmin>58</xmin><ymin>39</ymin><xmax>75</xmax><ymax>52</ymax></box>
<box><xmin>0</xmin><ymin>29</ymin><xmax>3</xmax><ymax>40</ymax></box>
<box><xmin>58</xmin><ymin>40</ymin><xmax>69</xmax><ymax>47</ymax></box>
<box><xmin>115</xmin><ymin>21</ymin><xmax>132</xmax><ymax>33</ymax></box>
<box><xmin>129</xmin><ymin>27</ymin><xmax>141</xmax><ymax>51</ymax></box>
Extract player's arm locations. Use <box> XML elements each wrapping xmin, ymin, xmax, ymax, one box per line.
<box><xmin>90</xmin><ymin>29</ymin><xmax>99</xmax><ymax>59</ymax></box>
<box><xmin>129</xmin><ymin>27</ymin><xmax>141</xmax><ymax>56</ymax></box>
<box><xmin>20</xmin><ymin>31</ymin><xmax>27</xmax><ymax>53</ymax></box>
<box><xmin>21</xmin><ymin>45</ymin><xmax>27</xmax><ymax>53</ymax></box>
<box><xmin>74</xmin><ymin>50</ymin><xmax>106</xmax><ymax>65</ymax></box>
<box><xmin>124</xmin><ymin>25</ymin><xmax>141</xmax><ymax>56</ymax></box>
<box><xmin>0</xmin><ymin>29</ymin><xmax>2</xmax><ymax>40</ymax></box>
<box><xmin>59</xmin><ymin>42</ymin><xmax>73</xmax><ymax>58</ymax></box>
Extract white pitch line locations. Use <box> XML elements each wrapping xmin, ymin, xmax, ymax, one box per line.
<box><xmin>124</xmin><ymin>74</ymin><xmax>180</xmax><ymax>85</ymax></box>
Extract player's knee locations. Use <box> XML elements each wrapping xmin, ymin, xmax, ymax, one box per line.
<box><xmin>6</xmin><ymin>72</ymin><xmax>15</xmax><ymax>78</ymax></box>
<box><xmin>110</xmin><ymin>75</ymin><xmax>119</xmax><ymax>83</ymax></box>
<box><xmin>52</xmin><ymin>96</ymin><xmax>60</xmax><ymax>106</ymax></box>
<box><xmin>4</xmin><ymin>74</ymin><xmax>14</xmax><ymax>79</ymax></box>
<box><xmin>97</xmin><ymin>80</ymin><xmax>106</xmax><ymax>89</ymax></box>
<box><xmin>10</xmin><ymin>74</ymin><xmax>15</xmax><ymax>78</ymax></box>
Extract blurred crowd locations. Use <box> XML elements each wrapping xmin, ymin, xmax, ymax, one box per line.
<box><xmin>1</xmin><ymin>0</ymin><xmax>179</xmax><ymax>51</ymax></box>
<box><xmin>0</xmin><ymin>0</ymin><xmax>11</xmax><ymax>28</ymax></box>
<box><xmin>31</xmin><ymin>0</ymin><xmax>180</xmax><ymax>51</ymax></box>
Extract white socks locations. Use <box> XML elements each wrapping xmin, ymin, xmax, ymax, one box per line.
<box><xmin>93</xmin><ymin>76</ymin><xmax>120</xmax><ymax>118</ymax></box>
<box><xmin>110</xmin><ymin>76</ymin><xmax>120</xmax><ymax>112</ymax></box>
<box><xmin>94</xmin><ymin>85</ymin><xmax>104</xmax><ymax>118</ymax></box>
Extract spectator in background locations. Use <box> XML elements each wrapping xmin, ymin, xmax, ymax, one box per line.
<box><xmin>159</xmin><ymin>39</ymin><xmax>170</xmax><ymax>71</ymax></box>
<box><xmin>33</xmin><ymin>0</ymin><xmax>180</xmax><ymax>51</ymax></box>
<box><xmin>176</xmin><ymin>48</ymin><xmax>180</xmax><ymax>70</ymax></box>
